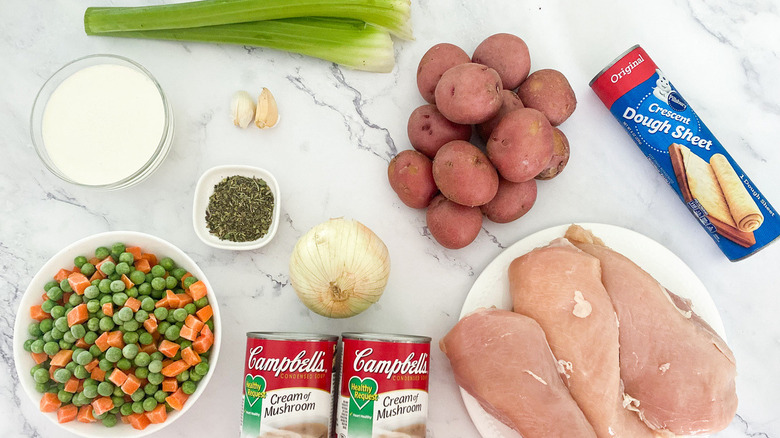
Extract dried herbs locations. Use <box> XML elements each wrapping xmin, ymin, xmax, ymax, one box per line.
<box><xmin>205</xmin><ymin>175</ymin><xmax>274</xmax><ymax>242</ymax></box>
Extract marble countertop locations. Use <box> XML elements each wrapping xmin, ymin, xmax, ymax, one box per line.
<box><xmin>2</xmin><ymin>0</ymin><xmax>779</xmax><ymax>437</ymax></box>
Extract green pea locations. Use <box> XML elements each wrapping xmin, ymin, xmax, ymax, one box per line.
<box><xmin>157</xmin><ymin>321</ymin><xmax>171</xmax><ymax>336</ymax></box>
<box><xmin>166</xmin><ymin>311</ymin><xmax>176</xmax><ymax>323</ymax></box>
<box><xmin>115</xmin><ymin>262</ymin><xmax>131</xmax><ymax>276</ymax></box>
<box><xmin>33</xmin><ymin>368</ymin><xmax>49</xmax><ymax>384</ymax></box>
<box><xmin>123</xmin><ymin>331</ymin><xmax>140</xmax><ymax>345</ymax></box>
<box><xmin>65</xmin><ymin>362</ymin><xmax>77</xmax><ymax>373</ymax></box>
<box><xmin>150</xmin><ymin>289</ymin><xmax>164</xmax><ymax>300</ymax></box>
<box><xmin>23</xmin><ymin>339</ymin><xmax>35</xmax><ymax>352</ymax></box>
<box><xmin>143</xmin><ymin>383</ymin><xmax>158</xmax><ymax>396</ymax></box>
<box><xmin>59</xmin><ymin>340</ymin><xmax>73</xmax><ymax>350</ymax></box>
<box><xmin>87</xmin><ymin>317</ymin><xmax>100</xmax><ymax>332</ymax></box>
<box><xmin>98</xmin><ymin>279</ymin><xmax>112</xmax><ymax>294</ymax></box>
<box><xmin>105</xmin><ymin>347</ymin><xmax>122</xmax><ymax>363</ymax></box>
<box><xmin>117</xmin><ymin>307</ymin><xmax>133</xmax><ymax>322</ymax></box>
<box><xmin>118</xmin><ymin>252</ymin><xmax>134</xmax><ymax>265</ymax></box>
<box><xmin>68</xmin><ymin>293</ymin><xmax>82</xmax><ymax>306</ymax></box>
<box><xmin>122</xmin><ymin>344</ymin><xmax>139</xmax><ymax>360</ymax></box>
<box><xmin>95</xmin><ymin>246</ymin><xmax>110</xmax><ymax>259</ymax></box>
<box><xmin>135</xmin><ymin>367</ymin><xmax>150</xmax><ymax>379</ymax></box>
<box><xmin>83</xmin><ymin>385</ymin><xmax>98</xmax><ymax>399</ymax></box>
<box><xmin>176</xmin><ymin>370</ymin><xmax>190</xmax><ymax>383</ymax></box>
<box><xmin>75</xmin><ymin>350</ymin><xmax>93</xmax><ymax>366</ymax></box>
<box><xmin>109</xmin><ymin>280</ymin><xmax>125</xmax><ymax>293</ymax></box>
<box><xmin>58</xmin><ymin>390</ymin><xmax>74</xmax><ymax>403</ymax></box>
<box><xmin>171</xmin><ymin>267</ymin><xmax>187</xmax><ymax>280</ymax></box>
<box><xmin>147</xmin><ymin>372</ymin><xmax>164</xmax><ymax>385</ymax></box>
<box><xmin>206</xmin><ymin>320</ymin><xmax>214</xmax><ymax>331</ymax></box>
<box><xmin>89</xmin><ymin>345</ymin><xmax>102</xmax><ymax>357</ymax></box>
<box><xmin>183</xmin><ymin>276</ymin><xmax>198</xmax><ymax>289</ymax></box>
<box><xmin>97</xmin><ymin>381</ymin><xmax>114</xmax><ymax>397</ymax></box>
<box><xmin>80</xmin><ymin>263</ymin><xmax>96</xmax><ymax>277</ymax></box>
<box><xmin>150</xmin><ymin>277</ymin><xmax>166</xmax><ymax>291</ymax></box>
<box><xmin>150</xmin><ymin>352</ymin><xmax>164</xmax><ymax>362</ymax></box>
<box><xmin>112</xmin><ymin>395</ymin><xmax>125</xmax><ymax>407</ymax></box>
<box><xmin>194</xmin><ymin>297</ymin><xmax>209</xmax><ymax>309</ymax></box>
<box><xmin>153</xmin><ymin>307</ymin><xmax>168</xmax><ymax>321</ymax></box>
<box><xmin>123</xmin><ymin>320</ymin><xmax>140</xmax><ymax>332</ymax></box>
<box><xmin>154</xmin><ymin>390</ymin><xmax>168</xmax><ymax>403</ymax></box>
<box><xmin>70</xmin><ymin>323</ymin><xmax>86</xmax><ymax>339</ymax></box>
<box><xmin>41</xmin><ymin>299</ymin><xmax>56</xmax><ymax>313</ymax></box>
<box><xmin>149</xmin><ymin>265</ymin><xmax>165</xmax><ymax>278</ymax></box>
<box><xmin>98</xmin><ymin>359</ymin><xmax>113</xmax><ymax>371</ymax></box>
<box><xmin>85</xmin><ymin>300</ymin><xmax>99</xmax><ymax>314</ymax></box>
<box><xmin>49</xmin><ymin>306</ymin><xmax>65</xmax><ymax>319</ymax></box>
<box><xmin>128</xmin><ymin>270</ymin><xmax>146</xmax><ymax>286</ymax></box>
<box><xmin>184</xmin><ymin>303</ymin><xmax>197</xmax><ymax>315</ymax></box>
<box><xmin>119</xmin><ymin>402</ymin><xmax>134</xmax><ymax>416</ymax></box>
<box><xmin>181</xmin><ymin>380</ymin><xmax>197</xmax><ymax>395</ymax></box>
<box><xmin>133</xmin><ymin>309</ymin><xmax>148</xmax><ymax>324</ymax></box>
<box><xmin>39</xmin><ymin>318</ymin><xmax>54</xmax><ymax>333</ymax></box>
<box><xmin>112</xmin><ymin>293</ymin><xmax>128</xmax><ymax>306</ymax></box>
<box><xmin>126</xmin><ymin>287</ymin><xmax>138</xmax><ymax>298</ymax></box>
<box><xmin>46</xmin><ymin>286</ymin><xmax>63</xmax><ymax>301</ymax></box>
<box><xmin>83</xmin><ymin>378</ymin><xmax>98</xmax><ymax>387</ymax></box>
<box><xmin>190</xmin><ymin>371</ymin><xmax>203</xmax><ymax>382</ymax></box>
<box><xmin>59</xmin><ymin>278</ymin><xmax>73</xmax><ymax>293</ymax></box>
<box><xmin>42</xmin><ymin>332</ymin><xmax>54</xmax><ymax>343</ymax></box>
<box><xmin>83</xmin><ymin>285</ymin><xmax>100</xmax><ymax>300</ymax></box>
<box><xmin>111</xmin><ymin>242</ymin><xmax>126</xmax><ymax>255</ymax></box>
<box><xmin>44</xmin><ymin>280</ymin><xmax>59</xmax><ymax>292</ymax></box>
<box><xmin>99</xmin><ymin>317</ymin><xmax>115</xmax><ymax>332</ymax></box>
<box><xmin>74</xmin><ymin>365</ymin><xmax>90</xmax><ymax>380</ymax></box>
<box><xmin>130</xmin><ymin>401</ymin><xmax>144</xmax><ymax>414</ymax></box>
<box><xmin>138</xmin><ymin>283</ymin><xmax>152</xmax><ymax>296</ymax></box>
<box><xmin>171</xmin><ymin>308</ymin><xmax>188</xmax><ymax>322</ymax></box>
<box><xmin>112</xmin><ymin>313</ymin><xmax>123</xmax><ymax>326</ymax></box>
<box><xmin>30</xmin><ymin>339</ymin><xmax>45</xmax><ymax>354</ymax></box>
<box><xmin>194</xmin><ymin>362</ymin><xmax>209</xmax><ymax>376</ymax></box>
<box><xmin>99</xmin><ymin>295</ymin><xmax>113</xmax><ymax>305</ymax></box>
<box><xmin>58</xmin><ymin>331</ymin><xmax>72</xmax><ymax>343</ymax></box>
<box><xmin>141</xmin><ymin>397</ymin><xmax>157</xmax><ymax>412</ymax></box>
<box><xmin>117</xmin><ymin>358</ymin><xmax>132</xmax><ymax>371</ymax></box>
<box><xmin>131</xmin><ymin>389</ymin><xmax>146</xmax><ymax>402</ymax></box>
<box><xmin>43</xmin><ymin>341</ymin><xmax>60</xmax><ymax>356</ymax></box>
<box><xmin>53</xmin><ymin>368</ymin><xmax>72</xmax><ymax>383</ymax></box>
<box><xmin>74</xmin><ymin>255</ymin><xmax>88</xmax><ymax>268</ymax></box>
<box><xmin>138</xmin><ymin>332</ymin><xmax>153</xmax><ymax>346</ymax></box>
<box><xmin>100</xmin><ymin>260</ymin><xmax>116</xmax><ymax>276</ymax></box>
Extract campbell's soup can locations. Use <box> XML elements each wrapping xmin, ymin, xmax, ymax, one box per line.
<box><xmin>335</xmin><ymin>333</ymin><xmax>431</xmax><ymax>438</ymax></box>
<box><xmin>241</xmin><ymin>332</ymin><xmax>338</xmax><ymax>438</ymax></box>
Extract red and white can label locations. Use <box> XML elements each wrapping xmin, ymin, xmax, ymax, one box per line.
<box><xmin>241</xmin><ymin>336</ymin><xmax>337</xmax><ymax>438</ymax></box>
<box><xmin>335</xmin><ymin>336</ymin><xmax>430</xmax><ymax>438</ymax></box>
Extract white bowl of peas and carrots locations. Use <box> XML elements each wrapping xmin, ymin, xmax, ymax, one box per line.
<box><xmin>13</xmin><ymin>231</ymin><xmax>221</xmax><ymax>437</ymax></box>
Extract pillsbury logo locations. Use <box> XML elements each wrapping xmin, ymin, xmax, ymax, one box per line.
<box><xmin>652</xmin><ymin>69</ymin><xmax>687</xmax><ymax>112</ymax></box>
<box><xmin>666</xmin><ymin>91</ymin><xmax>688</xmax><ymax>111</ymax></box>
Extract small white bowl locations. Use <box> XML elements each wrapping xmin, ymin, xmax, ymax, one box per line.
<box><xmin>193</xmin><ymin>165</ymin><xmax>280</xmax><ymax>250</ymax></box>
<box><xmin>13</xmin><ymin>231</ymin><xmax>221</xmax><ymax>438</ymax></box>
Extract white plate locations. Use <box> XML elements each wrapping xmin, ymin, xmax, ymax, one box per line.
<box><xmin>458</xmin><ymin>223</ymin><xmax>724</xmax><ymax>438</ymax></box>
<box><xmin>192</xmin><ymin>165</ymin><xmax>281</xmax><ymax>250</ymax></box>
<box><xmin>13</xmin><ymin>231</ymin><xmax>221</xmax><ymax>438</ymax></box>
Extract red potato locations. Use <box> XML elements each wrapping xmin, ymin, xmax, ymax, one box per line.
<box><xmin>471</xmin><ymin>33</ymin><xmax>531</xmax><ymax>90</ymax></box>
<box><xmin>416</xmin><ymin>43</ymin><xmax>471</xmax><ymax>104</ymax></box>
<box><xmin>433</xmin><ymin>140</ymin><xmax>499</xmax><ymax>207</ymax></box>
<box><xmin>427</xmin><ymin>194</ymin><xmax>483</xmax><ymax>249</ymax></box>
<box><xmin>480</xmin><ymin>177</ymin><xmax>537</xmax><ymax>223</ymax></box>
<box><xmin>477</xmin><ymin>89</ymin><xmax>525</xmax><ymax>142</ymax></box>
<box><xmin>434</xmin><ymin>63</ymin><xmax>503</xmax><ymax>125</ymax></box>
<box><xmin>536</xmin><ymin>127</ymin><xmax>571</xmax><ymax>180</ymax></box>
<box><xmin>388</xmin><ymin>150</ymin><xmax>438</xmax><ymax>208</ymax></box>
<box><xmin>517</xmin><ymin>69</ymin><xmax>577</xmax><ymax>126</ymax></box>
<box><xmin>407</xmin><ymin>104</ymin><xmax>472</xmax><ymax>159</ymax></box>
<box><xmin>486</xmin><ymin>108</ymin><xmax>554</xmax><ymax>183</ymax></box>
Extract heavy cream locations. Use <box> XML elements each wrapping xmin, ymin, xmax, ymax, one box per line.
<box><xmin>41</xmin><ymin>63</ymin><xmax>165</xmax><ymax>186</ymax></box>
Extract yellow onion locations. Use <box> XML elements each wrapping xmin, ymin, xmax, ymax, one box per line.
<box><xmin>289</xmin><ymin>218</ymin><xmax>390</xmax><ymax>318</ymax></box>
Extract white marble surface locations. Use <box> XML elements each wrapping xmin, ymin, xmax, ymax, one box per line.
<box><xmin>1</xmin><ymin>0</ymin><xmax>779</xmax><ymax>437</ymax></box>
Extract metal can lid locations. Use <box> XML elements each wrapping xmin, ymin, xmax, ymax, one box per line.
<box><xmin>246</xmin><ymin>332</ymin><xmax>339</xmax><ymax>342</ymax></box>
<box><xmin>589</xmin><ymin>44</ymin><xmax>642</xmax><ymax>86</ymax></box>
<box><xmin>342</xmin><ymin>332</ymin><xmax>432</xmax><ymax>344</ymax></box>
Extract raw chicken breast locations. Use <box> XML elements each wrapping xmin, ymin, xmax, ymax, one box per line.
<box><xmin>509</xmin><ymin>238</ymin><xmax>655</xmax><ymax>438</ymax></box>
<box><xmin>566</xmin><ymin>225</ymin><xmax>738</xmax><ymax>435</ymax></box>
<box><xmin>440</xmin><ymin>307</ymin><xmax>596</xmax><ymax>438</ymax></box>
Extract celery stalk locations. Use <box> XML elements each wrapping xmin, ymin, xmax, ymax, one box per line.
<box><xmin>89</xmin><ymin>18</ymin><xmax>396</xmax><ymax>72</ymax></box>
<box><xmin>84</xmin><ymin>0</ymin><xmax>412</xmax><ymax>40</ymax></box>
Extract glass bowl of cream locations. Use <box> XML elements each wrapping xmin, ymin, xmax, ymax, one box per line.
<box><xmin>30</xmin><ymin>54</ymin><xmax>174</xmax><ymax>190</ymax></box>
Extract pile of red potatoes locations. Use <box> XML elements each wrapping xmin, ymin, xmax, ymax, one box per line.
<box><xmin>388</xmin><ymin>33</ymin><xmax>576</xmax><ymax>249</ymax></box>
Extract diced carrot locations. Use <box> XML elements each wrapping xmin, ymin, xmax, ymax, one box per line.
<box><xmin>57</xmin><ymin>404</ymin><xmax>78</xmax><ymax>423</ymax></box>
<box><xmin>109</xmin><ymin>368</ymin><xmax>128</xmax><ymax>386</ymax></box>
<box><xmin>196</xmin><ymin>305</ymin><xmax>213</xmax><ymax>323</ymax></box>
<box><xmin>95</xmin><ymin>256</ymin><xmax>115</xmax><ymax>273</ymax></box>
<box><xmin>75</xmin><ymin>337</ymin><xmax>89</xmax><ymax>349</ymax></box>
<box><xmin>40</xmin><ymin>393</ymin><xmax>61</xmax><ymax>412</ymax></box>
<box><xmin>91</xmin><ymin>396</ymin><xmax>114</xmax><ymax>416</ymax></box>
<box><xmin>145</xmin><ymin>403</ymin><xmax>167</xmax><ymax>424</ymax></box>
<box><xmin>71</xmin><ymin>265</ymin><xmax>81</xmax><ymax>274</ymax></box>
<box><xmin>143</xmin><ymin>314</ymin><xmax>158</xmax><ymax>333</ymax></box>
<box><xmin>134</xmin><ymin>258</ymin><xmax>151</xmax><ymax>274</ymax></box>
<box><xmin>139</xmin><ymin>343</ymin><xmax>157</xmax><ymax>355</ymax></box>
<box><xmin>62</xmin><ymin>292</ymin><xmax>73</xmax><ymax>305</ymax></box>
<box><xmin>180</xmin><ymin>272</ymin><xmax>192</xmax><ymax>289</ymax></box>
<box><xmin>120</xmin><ymin>415</ymin><xmax>131</xmax><ymax>424</ymax></box>
<box><xmin>127</xmin><ymin>412</ymin><xmax>151</xmax><ymax>430</ymax></box>
<box><xmin>90</xmin><ymin>367</ymin><xmax>106</xmax><ymax>382</ymax></box>
<box><xmin>77</xmin><ymin>380</ymin><xmax>85</xmax><ymax>393</ymax></box>
<box><xmin>184</xmin><ymin>315</ymin><xmax>204</xmax><ymax>332</ymax></box>
<box><xmin>41</xmin><ymin>292</ymin><xmax>49</xmax><ymax>302</ymax></box>
<box><xmin>158</xmin><ymin>340</ymin><xmax>180</xmax><ymax>358</ymax></box>
<box><xmin>124</xmin><ymin>296</ymin><xmax>141</xmax><ymax>312</ymax></box>
<box><xmin>63</xmin><ymin>377</ymin><xmax>80</xmax><ymax>393</ymax></box>
<box><xmin>192</xmin><ymin>333</ymin><xmax>214</xmax><ymax>354</ymax></box>
<box><xmin>165</xmin><ymin>290</ymin><xmax>179</xmax><ymax>308</ymax></box>
<box><xmin>165</xmin><ymin>388</ymin><xmax>189</xmax><ymax>411</ymax></box>
<box><xmin>176</xmin><ymin>293</ymin><xmax>193</xmax><ymax>307</ymax></box>
<box><xmin>140</xmin><ymin>252</ymin><xmax>158</xmax><ymax>266</ymax></box>
<box><xmin>161</xmin><ymin>378</ymin><xmax>178</xmax><ymax>393</ymax></box>
<box><xmin>102</xmin><ymin>302</ymin><xmax>114</xmax><ymax>317</ymax></box>
<box><xmin>50</xmin><ymin>350</ymin><xmax>74</xmax><ymax>367</ymax></box>
<box><xmin>107</xmin><ymin>331</ymin><xmax>125</xmax><ymax>349</ymax></box>
<box><xmin>121</xmin><ymin>274</ymin><xmax>135</xmax><ymax>291</ymax></box>
<box><xmin>121</xmin><ymin>374</ymin><xmax>141</xmax><ymax>395</ymax></box>
<box><xmin>161</xmin><ymin>360</ymin><xmax>190</xmax><ymax>377</ymax></box>
<box><xmin>84</xmin><ymin>359</ymin><xmax>99</xmax><ymax>373</ymax></box>
<box><xmin>67</xmin><ymin>272</ymin><xmax>90</xmax><ymax>295</ymax></box>
<box><xmin>179</xmin><ymin>325</ymin><xmax>198</xmax><ymax>342</ymax></box>
<box><xmin>31</xmin><ymin>351</ymin><xmax>49</xmax><ymax>364</ymax></box>
<box><xmin>77</xmin><ymin>405</ymin><xmax>96</xmax><ymax>423</ymax></box>
<box><xmin>54</xmin><ymin>269</ymin><xmax>72</xmax><ymax>283</ymax></box>
<box><xmin>67</xmin><ymin>304</ymin><xmax>88</xmax><ymax>327</ymax></box>
<box><xmin>88</xmin><ymin>257</ymin><xmax>101</xmax><ymax>266</ymax></box>
<box><xmin>154</xmin><ymin>297</ymin><xmax>169</xmax><ymax>309</ymax></box>
<box><xmin>89</xmin><ymin>270</ymin><xmax>105</xmax><ymax>282</ymax></box>
<box><xmin>30</xmin><ymin>305</ymin><xmax>49</xmax><ymax>322</ymax></box>
<box><xmin>181</xmin><ymin>347</ymin><xmax>201</xmax><ymax>366</ymax></box>
<box><xmin>188</xmin><ymin>280</ymin><xmax>208</xmax><ymax>301</ymax></box>
<box><xmin>125</xmin><ymin>246</ymin><xmax>142</xmax><ymax>260</ymax></box>
<box><xmin>95</xmin><ymin>332</ymin><xmax>110</xmax><ymax>352</ymax></box>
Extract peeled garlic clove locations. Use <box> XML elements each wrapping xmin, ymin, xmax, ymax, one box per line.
<box><xmin>256</xmin><ymin>87</ymin><xmax>279</xmax><ymax>129</ymax></box>
<box><xmin>231</xmin><ymin>90</ymin><xmax>256</xmax><ymax>129</ymax></box>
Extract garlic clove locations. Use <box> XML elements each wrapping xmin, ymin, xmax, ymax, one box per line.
<box><xmin>255</xmin><ymin>87</ymin><xmax>279</xmax><ymax>129</ymax></box>
<box><xmin>231</xmin><ymin>90</ymin><xmax>256</xmax><ymax>129</ymax></box>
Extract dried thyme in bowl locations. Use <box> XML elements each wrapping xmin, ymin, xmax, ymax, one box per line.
<box><xmin>205</xmin><ymin>175</ymin><xmax>274</xmax><ymax>242</ymax></box>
